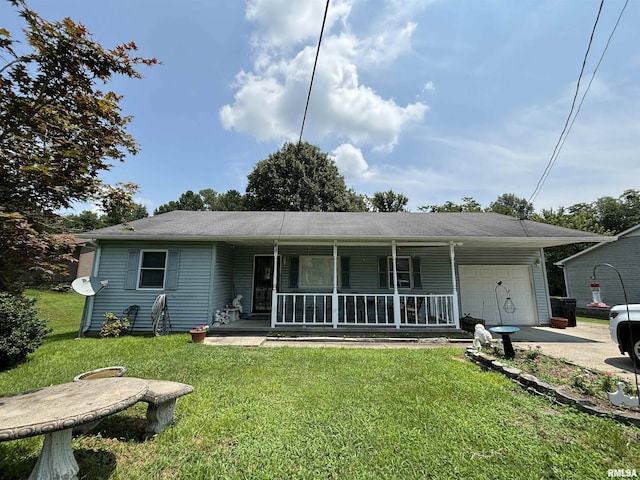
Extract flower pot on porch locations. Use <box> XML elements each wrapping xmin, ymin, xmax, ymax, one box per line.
<box><xmin>550</xmin><ymin>316</ymin><xmax>568</xmax><ymax>329</ymax></box>
<box><xmin>189</xmin><ymin>329</ymin><xmax>207</xmax><ymax>343</ymax></box>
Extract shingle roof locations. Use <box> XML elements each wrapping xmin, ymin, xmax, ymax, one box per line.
<box><xmin>79</xmin><ymin>211</ymin><xmax>614</xmax><ymax>248</ymax></box>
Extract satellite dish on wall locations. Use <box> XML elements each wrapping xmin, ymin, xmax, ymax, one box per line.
<box><xmin>71</xmin><ymin>276</ymin><xmax>108</xmax><ymax>296</ymax></box>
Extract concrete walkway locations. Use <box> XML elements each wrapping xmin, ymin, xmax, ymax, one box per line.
<box><xmin>203</xmin><ymin>322</ymin><xmax>640</xmax><ymax>382</ymax></box>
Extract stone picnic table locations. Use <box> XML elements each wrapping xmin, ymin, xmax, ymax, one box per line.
<box><xmin>0</xmin><ymin>377</ymin><xmax>148</xmax><ymax>480</ymax></box>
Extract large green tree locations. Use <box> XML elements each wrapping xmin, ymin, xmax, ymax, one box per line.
<box><xmin>487</xmin><ymin>193</ymin><xmax>534</xmax><ymax>219</ymax></box>
<box><xmin>593</xmin><ymin>189</ymin><xmax>640</xmax><ymax>234</ymax></box>
<box><xmin>0</xmin><ymin>0</ymin><xmax>156</xmax><ymax>292</ymax></box>
<box><xmin>204</xmin><ymin>189</ymin><xmax>247</xmax><ymax>211</ymax></box>
<box><xmin>245</xmin><ymin>141</ymin><xmax>366</xmax><ymax>212</ymax></box>
<box><xmin>370</xmin><ymin>190</ymin><xmax>409</xmax><ymax>212</ymax></box>
<box><xmin>419</xmin><ymin>197</ymin><xmax>483</xmax><ymax>213</ymax></box>
<box><xmin>154</xmin><ymin>190</ymin><xmax>205</xmax><ymax>215</ymax></box>
<box><xmin>154</xmin><ymin>188</ymin><xmax>248</xmax><ymax>215</ymax></box>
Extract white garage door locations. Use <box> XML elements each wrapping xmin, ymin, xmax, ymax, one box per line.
<box><xmin>459</xmin><ymin>265</ymin><xmax>538</xmax><ymax>326</ymax></box>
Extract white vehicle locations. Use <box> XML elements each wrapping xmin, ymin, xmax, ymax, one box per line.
<box><xmin>609</xmin><ymin>304</ymin><xmax>640</xmax><ymax>363</ymax></box>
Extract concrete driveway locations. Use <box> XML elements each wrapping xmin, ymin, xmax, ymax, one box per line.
<box><xmin>510</xmin><ymin>322</ymin><xmax>639</xmax><ymax>382</ymax></box>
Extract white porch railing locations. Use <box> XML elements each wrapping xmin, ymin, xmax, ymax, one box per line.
<box><xmin>274</xmin><ymin>293</ymin><xmax>456</xmax><ymax>327</ymax></box>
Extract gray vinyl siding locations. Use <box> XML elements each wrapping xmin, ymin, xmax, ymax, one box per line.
<box><xmin>86</xmin><ymin>241</ymin><xmax>213</xmax><ymax>333</ymax></box>
<box><xmin>211</xmin><ymin>242</ymin><xmax>234</xmax><ymax>315</ymax></box>
<box><xmin>563</xmin><ymin>234</ymin><xmax>640</xmax><ymax>306</ymax></box>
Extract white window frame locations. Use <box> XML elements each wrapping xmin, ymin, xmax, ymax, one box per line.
<box><xmin>137</xmin><ymin>250</ymin><xmax>168</xmax><ymax>290</ymax></box>
<box><xmin>388</xmin><ymin>256</ymin><xmax>412</xmax><ymax>290</ymax></box>
<box><xmin>299</xmin><ymin>255</ymin><xmax>338</xmax><ymax>289</ymax></box>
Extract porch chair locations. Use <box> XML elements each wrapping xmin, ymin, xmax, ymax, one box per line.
<box><xmin>123</xmin><ymin>305</ymin><xmax>140</xmax><ymax>332</ymax></box>
<box><xmin>405</xmin><ymin>297</ymin><xmax>425</xmax><ymax>324</ymax></box>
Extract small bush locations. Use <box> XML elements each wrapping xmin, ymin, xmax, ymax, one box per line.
<box><xmin>0</xmin><ymin>293</ymin><xmax>50</xmax><ymax>370</ymax></box>
<box><xmin>100</xmin><ymin>312</ymin><xmax>130</xmax><ymax>338</ymax></box>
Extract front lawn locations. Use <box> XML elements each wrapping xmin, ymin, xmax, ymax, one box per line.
<box><xmin>0</xmin><ymin>291</ymin><xmax>638</xmax><ymax>479</ymax></box>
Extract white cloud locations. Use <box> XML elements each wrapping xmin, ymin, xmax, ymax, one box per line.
<box><xmin>220</xmin><ymin>0</ymin><xmax>427</xmax><ymax>151</ymax></box>
<box><xmin>422</xmin><ymin>81</ymin><xmax>435</xmax><ymax>92</ymax></box>
<box><xmin>357</xmin><ymin>21</ymin><xmax>418</xmax><ymax>67</ymax></box>
<box><xmin>332</xmin><ymin>143</ymin><xmax>373</xmax><ymax>180</ymax></box>
<box><xmin>245</xmin><ymin>0</ymin><xmax>352</xmax><ymax>52</ymax></box>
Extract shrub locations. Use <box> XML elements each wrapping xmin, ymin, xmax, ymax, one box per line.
<box><xmin>100</xmin><ymin>312</ymin><xmax>130</xmax><ymax>338</ymax></box>
<box><xmin>0</xmin><ymin>293</ymin><xmax>50</xmax><ymax>370</ymax></box>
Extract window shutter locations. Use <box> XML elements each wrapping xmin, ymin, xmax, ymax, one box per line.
<box><xmin>378</xmin><ymin>257</ymin><xmax>387</xmax><ymax>288</ymax></box>
<box><xmin>289</xmin><ymin>256</ymin><xmax>299</xmax><ymax>288</ymax></box>
<box><xmin>412</xmin><ymin>257</ymin><xmax>422</xmax><ymax>289</ymax></box>
<box><xmin>125</xmin><ymin>250</ymin><xmax>140</xmax><ymax>290</ymax></box>
<box><xmin>341</xmin><ymin>257</ymin><xmax>350</xmax><ymax>288</ymax></box>
<box><xmin>165</xmin><ymin>250</ymin><xmax>180</xmax><ymax>290</ymax></box>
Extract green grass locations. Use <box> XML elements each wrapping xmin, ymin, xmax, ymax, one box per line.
<box><xmin>1</xmin><ymin>291</ymin><xmax>639</xmax><ymax>479</ymax></box>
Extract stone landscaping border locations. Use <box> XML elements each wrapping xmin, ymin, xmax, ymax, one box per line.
<box><xmin>466</xmin><ymin>349</ymin><xmax>640</xmax><ymax>428</ymax></box>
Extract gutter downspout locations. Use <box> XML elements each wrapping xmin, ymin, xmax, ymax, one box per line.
<box><xmin>449</xmin><ymin>242</ymin><xmax>461</xmax><ymax>329</ymax></box>
<box><xmin>540</xmin><ymin>247</ymin><xmax>550</xmax><ymax>327</ymax></box>
<box><xmin>78</xmin><ymin>241</ymin><xmax>101</xmax><ymax>337</ymax></box>
<box><xmin>270</xmin><ymin>242</ymin><xmax>279</xmax><ymax>328</ymax></box>
<box><xmin>392</xmin><ymin>241</ymin><xmax>401</xmax><ymax>329</ymax></box>
<box><xmin>332</xmin><ymin>241</ymin><xmax>338</xmax><ymax>328</ymax></box>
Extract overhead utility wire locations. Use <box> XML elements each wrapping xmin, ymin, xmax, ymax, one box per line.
<box><xmin>528</xmin><ymin>0</ymin><xmax>604</xmax><ymax>205</ymax></box>
<box><xmin>553</xmin><ymin>0</ymin><xmax>629</xmax><ymax>169</ymax></box>
<box><xmin>298</xmin><ymin>0</ymin><xmax>330</xmax><ymax>144</ymax></box>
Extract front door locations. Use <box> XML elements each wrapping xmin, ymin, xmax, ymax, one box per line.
<box><xmin>253</xmin><ymin>256</ymin><xmax>275</xmax><ymax>313</ymax></box>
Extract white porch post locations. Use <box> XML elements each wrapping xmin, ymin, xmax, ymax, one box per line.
<box><xmin>449</xmin><ymin>242</ymin><xmax>461</xmax><ymax>329</ymax></box>
<box><xmin>392</xmin><ymin>241</ymin><xmax>401</xmax><ymax>329</ymax></box>
<box><xmin>270</xmin><ymin>242</ymin><xmax>279</xmax><ymax>328</ymax></box>
<box><xmin>332</xmin><ymin>241</ymin><xmax>338</xmax><ymax>328</ymax></box>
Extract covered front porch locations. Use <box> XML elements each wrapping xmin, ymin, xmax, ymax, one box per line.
<box><xmin>258</xmin><ymin>240</ymin><xmax>461</xmax><ymax>330</ymax></box>
<box><xmin>275</xmin><ymin>292</ymin><xmax>456</xmax><ymax>328</ymax></box>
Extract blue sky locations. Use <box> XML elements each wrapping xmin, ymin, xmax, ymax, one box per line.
<box><xmin>3</xmin><ymin>0</ymin><xmax>639</xmax><ymax>213</ymax></box>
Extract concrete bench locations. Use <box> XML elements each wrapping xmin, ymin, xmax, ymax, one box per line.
<box><xmin>140</xmin><ymin>379</ymin><xmax>194</xmax><ymax>437</ymax></box>
<box><xmin>74</xmin><ymin>367</ymin><xmax>193</xmax><ymax>437</ymax></box>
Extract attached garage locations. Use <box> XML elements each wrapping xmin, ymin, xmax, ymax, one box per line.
<box><xmin>458</xmin><ymin>265</ymin><xmax>538</xmax><ymax>326</ymax></box>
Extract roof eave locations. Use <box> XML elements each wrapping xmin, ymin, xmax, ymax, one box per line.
<box><xmin>77</xmin><ymin>233</ymin><xmax>613</xmax><ymax>247</ymax></box>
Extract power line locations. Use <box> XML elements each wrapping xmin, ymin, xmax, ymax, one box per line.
<box><xmin>528</xmin><ymin>0</ymin><xmax>605</xmax><ymax>205</ymax></box>
<box><xmin>553</xmin><ymin>0</ymin><xmax>629</xmax><ymax>171</ymax></box>
<box><xmin>298</xmin><ymin>0</ymin><xmax>330</xmax><ymax>145</ymax></box>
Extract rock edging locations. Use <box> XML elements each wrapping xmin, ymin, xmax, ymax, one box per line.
<box><xmin>466</xmin><ymin>349</ymin><xmax>640</xmax><ymax>428</ymax></box>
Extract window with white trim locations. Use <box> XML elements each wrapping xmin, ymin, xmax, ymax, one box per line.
<box><xmin>138</xmin><ymin>250</ymin><xmax>167</xmax><ymax>289</ymax></box>
<box><xmin>388</xmin><ymin>256</ymin><xmax>411</xmax><ymax>289</ymax></box>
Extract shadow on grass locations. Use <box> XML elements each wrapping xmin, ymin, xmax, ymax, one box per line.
<box><xmin>0</xmin><ymin>443</ymin><xmax>37</xmax><ymax>479</ymax></box>
<box><xmin>75</xmin><ymin>448</ymin><xmax>117</xmax><ymax>480</ymax></box>
<box><xmin>44</xmin><ymin>331</ymin><xmax>78</xmax><ymax>343</ymax></box>
<box><xmin>0</xmin><ymin>444</ymin><xmax>117</xmax><ymax>480</ymax></box>
<box><xmin>91</xmin><ymin>414</ymin><xmax>149</xmax><ymax>443</ymax></box>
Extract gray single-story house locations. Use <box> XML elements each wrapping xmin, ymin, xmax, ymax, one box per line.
<box><xmin>76</xmin><ymin>211</ymin><xmax>612</xmax><ymax>335</ymax></box>
<box><xmin>556</xmin><ymin>223</ymin><xmax>639</xmax><ymax>308</ymax></box>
